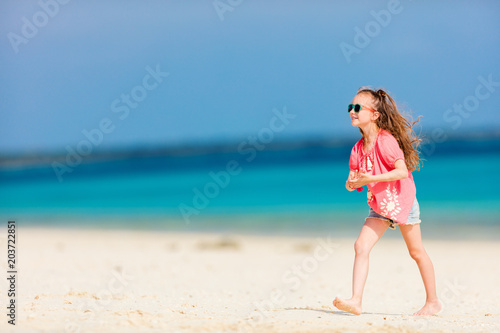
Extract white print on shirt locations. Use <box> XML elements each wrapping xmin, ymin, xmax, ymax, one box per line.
<box><xmin>360</xmin><ymin>153</ymin><xmax>373</xmax><ymax>173</ymax></box>
<box><xmin>380</xmin><ymin>184</ymin><xmax>401</xmax><ymax>219</ymax></box>
<box><xmin>366</xmin><ymin>154</ymin><xmax>373</xmax><ymax>171</ymax></box>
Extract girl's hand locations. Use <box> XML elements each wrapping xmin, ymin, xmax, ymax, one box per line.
<box><xmin>347</xmin><ymin>172</ymin><xmax>372</xmax><ymax>189</ymax></box>
<box><xmin>346</xmin><ymin>170</ymin><xmax>359</xmax><ymax>191</ymax></box>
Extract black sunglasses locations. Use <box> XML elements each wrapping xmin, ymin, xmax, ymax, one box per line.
<box><xmin>348</xmin><ymin>104</ymin><xmax>377</xmax><ymax>113</ymax></box>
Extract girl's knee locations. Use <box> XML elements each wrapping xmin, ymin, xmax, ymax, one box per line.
<box><xmin>354</xmin><ymin>240</ymin><xmax>370</xmax><ymax>256</ymax></box>
<box><xmin>408</xmin><ymin>248</ymin><xmax>426</xmax><ymax>261</ymax></box>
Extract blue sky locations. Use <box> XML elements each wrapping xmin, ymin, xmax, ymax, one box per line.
<box><xmin>1</xmin><ymin>0</ymin><xmax>500</xmax><ymax>154</ymax></box>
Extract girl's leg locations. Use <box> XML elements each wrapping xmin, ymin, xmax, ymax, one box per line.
<box><xmin>333</xmin><ymin>218</ymin><xmax>389</xmax><ymax>315</ymax></box>
<box><xmin>399</xmin><ymin>223</ymin><xmax>442</xmax><ymax>315</ymax></box>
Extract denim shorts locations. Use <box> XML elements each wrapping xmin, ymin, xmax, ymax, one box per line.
<box><xmin>366</xmin><ymin>198</ymin><xmax>421</xmax><ymax>230</ymax></box>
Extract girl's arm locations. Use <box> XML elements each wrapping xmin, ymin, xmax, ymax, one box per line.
<box><xmin>369</xmin><ymin>159</ymin><xmax>408</xmax><ymax>182</ymax></box>
<box><xmin>347</xmin><ymin>159</ymin><xmax>408</xmax><ymax>188</ymax></box>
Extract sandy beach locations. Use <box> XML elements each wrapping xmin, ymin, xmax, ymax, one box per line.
<box><xmin>0</xmin><ymin>227</ymin><xmax>499</xmax><ymax>333</ymax></box>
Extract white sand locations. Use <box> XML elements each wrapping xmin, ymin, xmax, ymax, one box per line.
<box><xmin>0</xmin><ymin>228</ymin><xmax>499</xmax><ymax>332</ymax></box>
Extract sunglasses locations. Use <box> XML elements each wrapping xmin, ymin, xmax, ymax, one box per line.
<box><xmin>348</xmin><ymin>104</ymin><xmax>377</xmax><ymax>113</ymax></box>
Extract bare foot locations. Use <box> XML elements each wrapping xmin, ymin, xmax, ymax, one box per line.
<box><xmin>413</xmin><ymin>299</ymin><xmax>442</xmax><ymax>316</ymax></box>
<box><xmin>332</xmin><ymin>297</ymin><xmax>362</xmax><ymax>315</ymax></box>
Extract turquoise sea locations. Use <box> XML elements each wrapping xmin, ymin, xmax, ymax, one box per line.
<box><xmin>1</xmin><ymin>138</ymin><xmax>499</xmax><ymax>239</ymax></box>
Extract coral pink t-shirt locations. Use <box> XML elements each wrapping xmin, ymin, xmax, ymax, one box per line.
<box><xmin>349</xmin><ymin>130</ymin><xmax>416</xmax><ymax>225</ymax></box>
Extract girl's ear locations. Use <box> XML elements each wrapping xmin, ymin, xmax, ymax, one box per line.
<box><xmin>372</xmin><ymin>112</ymin><xmax>380</xmax><ymax>121</ymax></box>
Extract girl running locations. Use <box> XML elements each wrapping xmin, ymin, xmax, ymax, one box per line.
<box><xmin>333</xmin><ymin>87</ymin><xmax>442</xmax><ymax>316</ymax></box>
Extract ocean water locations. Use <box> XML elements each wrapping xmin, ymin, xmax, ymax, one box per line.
<box><xmin>1</xmin><ymin>139</ymin><xmax>499</xmax><ymax>238</ymax></box>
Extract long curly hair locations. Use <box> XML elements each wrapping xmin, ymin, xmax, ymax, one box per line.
<box><xmin>357</xmin><ymin>87</ymin><xmax>422</xmax><ymax>172</ymax></box>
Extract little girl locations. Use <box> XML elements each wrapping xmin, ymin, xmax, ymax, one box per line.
<box><xmin>333</xmin><ymin>87</ymin><xmax>442</xmax><ymax>316</ymax></box>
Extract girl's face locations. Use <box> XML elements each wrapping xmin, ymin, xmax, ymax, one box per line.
<box><xmin>349</xmin><ymin>93</ymin><xmax>379</xmax><ymax>128</ymax></box>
